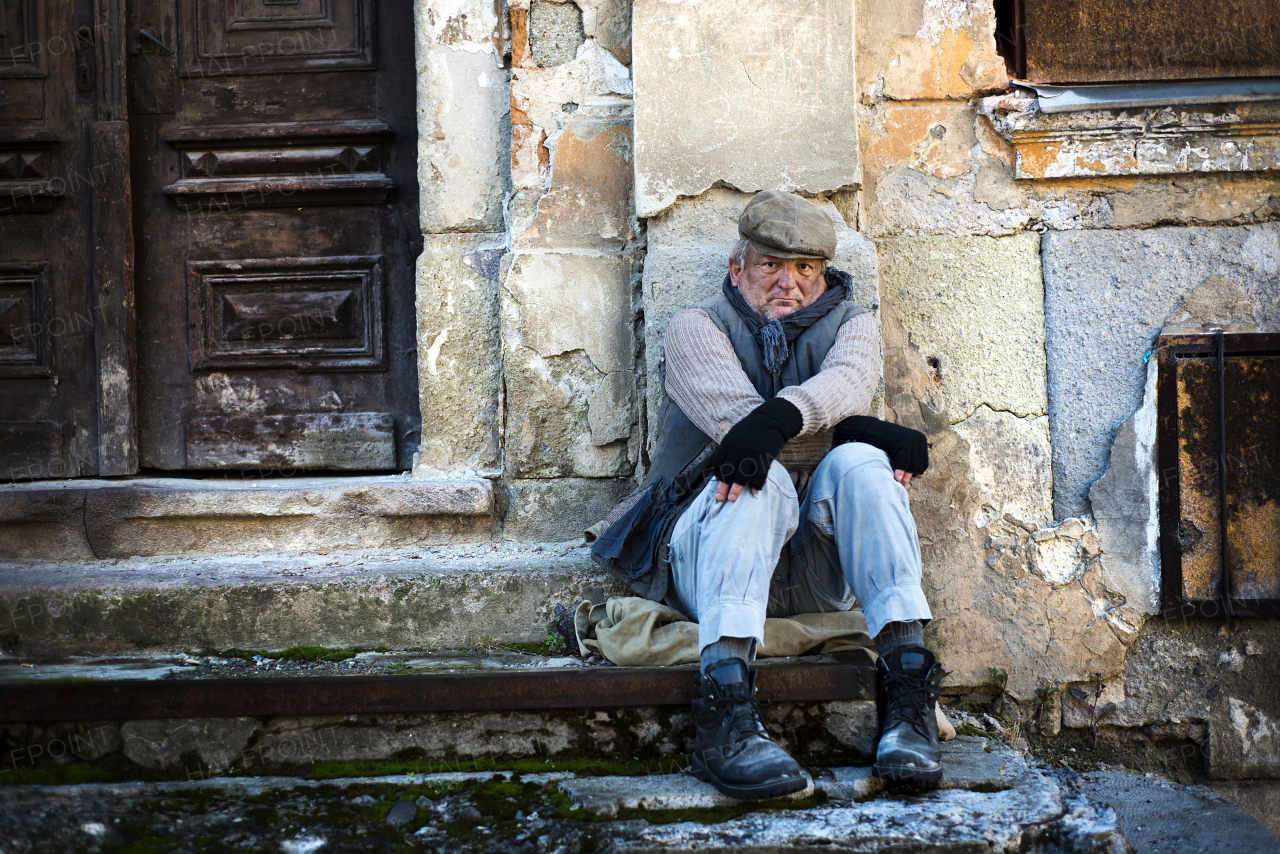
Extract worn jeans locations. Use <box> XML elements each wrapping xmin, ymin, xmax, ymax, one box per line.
<box><xmin>666</xmin><ymin>442</ymin><xmax>931</xmax><ymax>651</ymax></box>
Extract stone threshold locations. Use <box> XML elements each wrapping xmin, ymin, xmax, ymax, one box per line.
<box><xmin>0</xmin><ymin>545</ymin><xmax>620</xmax><ymax>654</ymax></box>
<box><xmin>0</xmin><ymin>474</ymin><xmax>496</xmax><ymax>562</ymax></box>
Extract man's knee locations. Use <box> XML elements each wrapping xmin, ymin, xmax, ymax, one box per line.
<box><xmin>825</xmin><ymin>441</ymin><xmax>892</xmax><ymax>478</ymax></box>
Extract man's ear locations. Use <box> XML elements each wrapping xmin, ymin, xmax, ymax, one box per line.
<box><xmin>728</xmin><ymin>261</ymin><xmax>742</xmax><ymax>288</ymax></box>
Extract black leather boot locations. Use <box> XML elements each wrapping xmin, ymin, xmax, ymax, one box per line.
<box><xmin>873</xmin><ymin>645</ymin><xmax>943</xmax><ymax>784</ymax></box>
<box><xmin>691</xmin><ymin>658</ymin><xmax>809</xmax><ymax>800</ymax></box>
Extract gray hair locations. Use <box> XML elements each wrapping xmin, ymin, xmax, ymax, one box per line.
<box><xmin>728</xmin><ymin>238</ymin><xmax>826</xmax><ymax>271</ymax></box>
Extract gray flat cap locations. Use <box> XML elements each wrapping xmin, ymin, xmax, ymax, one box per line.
<box><xmin>738</xmin><ymin>190</ymin><xmax>836</xmax><ymax>260</ymax></box>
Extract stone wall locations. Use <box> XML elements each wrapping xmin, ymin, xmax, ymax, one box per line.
<box><xmin>409</xmin><ymin>0</ymin><xmax>1280</xmax><ymax>777</ymax></box>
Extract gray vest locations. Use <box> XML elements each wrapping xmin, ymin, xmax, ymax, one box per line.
<box><xmin>590</xmin><ymin>292</ymin><xmax>867</xmax><ymax>602</ymax></box>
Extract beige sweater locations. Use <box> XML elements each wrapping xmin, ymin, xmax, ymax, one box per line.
<box><xmin>663</xmin><ymin>309</ymin><xmax>880</xmax><ymax>472</ymax></box>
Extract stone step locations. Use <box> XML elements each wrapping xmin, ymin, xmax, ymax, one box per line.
<box><xmin>0</xmin><ymin>543</ymin><xmax>617</xmax><ymax>655</ymax></box>
<box><xmin>0</xmin><ymin>738</ymin><xmax>1195</xmax><ymax>854</ymax></box>
<box><xmin>0</xmin><ymin>475</ymin><xmax>496</xmax><ymax>562</ymax></box>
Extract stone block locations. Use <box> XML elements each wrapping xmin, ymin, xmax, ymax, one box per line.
<box><xmin>503</xmin><ymin>478</ymin><xmax>633</xmax><ymax>542</ymax></box>
<box><xmin>1209</xmin><ymin>696</ymin><xmax>1280</xmax><ymax>780</ymax></box>
<box><xmin>516</xmin><ymin>117</ymin><xmax>635</xmax><ymax>252</ymax></box>
<box><xmin>641</xmin><ymin>188</ymin><xmax>879</xmax><ymax>448</ymax></box>
<box><xmin>416</xmin><ymin>2</ymin><xmax>510</xmax><ymax>232</ymax></box>
<box><xmin>879</xmin><ymin>233</ymin><xmax>1047</xmax><ymax>422</ymax></box>
<box><xmin>415</xmin><ymin>235</ymin><xmax>503</xmax><ymax>475</ymax></box>
<box><xmin>559</xmin><ymin>772</ymin><xmax>815</xmax><ymax>818</ymax></box>
<box><xmin>0</xmin><ymin>549</ymin><xmax>619</xmax><ymax>654</ymax></box>
<box><xmin>632</xmin><ymin>0</ymin><xmax>860</xmax><ymax>217</ymax></box>
<box><xmin>860</xmin><ymin>104</ymin><xmax>1031</xmax><ymax>238</ymax></box>
<box><xmin>77</xmin><ymin>477</ymin><xmax>494</xmax><ymax>558</ymax></box>
<box><xmin>577</xmin><ymin>0</ymin><xmax>632</xmax><ymax>64</ymax></box>
<box><xmin>503</xmin><ymin>253</ymin><xmax>636</xmax><ymax>478</ymax></box>
<box><xmin>953</xmin><ymin>407</ymin><xmax>1053</xmax><ymax>526</ymax></box>
<box><xmin>0</xmin><ymin>489</ymin><xmax>92</xmax><ymax>562</ymax></box>
<box><xmin>855</xmin><ymin>0</ymin><xmax>1007</xmax><ymax>102</ymax></box>
<box><xmin>529</xmin><ymin>0</ymin><xmax>584</xmax><ymax>67</ymax></box>
<box><xmin>1088</xmin><ymin>358</ymin><xmax>1160</xmax><ymax>616</ymax></box>
<box><xmin>1043</xmin><ymin>224</ymin><xmax>1280</xmax><ymax>517</ymax></box>
<box><xmin>120</xmin><ymin>718</ymin><xmax>260</xmax><ymax>772</ymax></box>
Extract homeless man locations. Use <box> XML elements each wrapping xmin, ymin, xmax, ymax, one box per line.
<box><xmin>590</xmin><ymin>190</ymin><xmax>942</xmax><ymax>799</ymax></box>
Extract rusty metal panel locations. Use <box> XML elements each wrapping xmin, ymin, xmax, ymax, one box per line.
<box><xmin>1024</xmin><ymin>0</ymin><xmax>1280</xmax><ymax>84</ymax></box>
<box><xmin>0</xmin><ymin>663</ymin><xmax>875</xmax><ymax>724</ymax></box>
<box><xmin>1159</xmin><ymin>333</ymin><xmax>1280</xmax><ymax>618</ymax></box>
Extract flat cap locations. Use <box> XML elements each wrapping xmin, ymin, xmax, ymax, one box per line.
<box><xmin>738</xmin><ymin>190</ymin><xmax>836</xmax><ymax>260</ymax></box>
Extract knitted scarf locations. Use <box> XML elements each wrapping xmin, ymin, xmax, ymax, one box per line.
<box><xmin>721</xmin><ymin>267</ymin><xmax>853</xmax><ymax>385</ymax></box>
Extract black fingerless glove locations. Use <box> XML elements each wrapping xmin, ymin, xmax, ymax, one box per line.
<box><xmin>708</xmin><ymin>397</ymin><xmax>804</xmax><ymax>492</ymax></box>
<box><xmin>832</xmin><ymin>415</ymin><xmax>929</xmax><ymax>476</ymax></box>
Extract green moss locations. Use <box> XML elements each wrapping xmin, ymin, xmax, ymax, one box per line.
<box><xmin>956</xmin><ymin>723</ymin><xmax>991</xmax><ymax>738</ymax></box>
<box><xmin>304</xmin><ymin>752</ymin><xmax>694</xmax><ymax>781</ymax></box>
<box><xmin>0</xmin><ymin>762</ymin><xmax>116</xmax><ymax>785</ymax></box>
<box><xmin>274</xmin><ymin>645</ymin><xmax>363</xmax><ymax>663</ymax></box>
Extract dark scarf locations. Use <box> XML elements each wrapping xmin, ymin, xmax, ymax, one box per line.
<box><xmin>722</xmin><ymin>267</ymin><xmax>852</xmax><ymax>385</ymax></box>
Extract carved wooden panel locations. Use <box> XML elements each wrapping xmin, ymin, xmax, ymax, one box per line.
<box><xmin>0</xmin><ymin>262</ymin><xmax>51</xmax><ymax>377</ymax></box>
<box><xmin>179</xmin><ymin>0</ymin><xmax>375</xmax><ymax>76</ymax></box>
<box><xmin>185</xmin><ymin>411</ymin><xmax>396</xmax><ymax>470</ymax></box>
<box><xmin>0</xmin><ymin>1</ymin><xmax>46</xmax><ymax>78</ymax></box>
<box><xmin>162</xmin><ymin>121</ymin><xmax>395</xmax><ymax>209</ymax></box>
<box><xmin>0</xmin><ymin>139</ymin><xmax>62</xmax><ymax>212</ymax></box>
<box><xmin>188</xmin><ymin>255</ymin><xmax>385</xmax><ymax>371</ymax></box>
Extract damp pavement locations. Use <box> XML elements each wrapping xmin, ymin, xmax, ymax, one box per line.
<box><xmin>1</xmin><ymin>737</ymin><xmax>1276</xmax><ymax>853</ymax></box>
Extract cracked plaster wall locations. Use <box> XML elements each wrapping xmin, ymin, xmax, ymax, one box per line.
<box><xmin>406</xmin><ymin>1</ymin><xmax>1280</xmax><ymax>767</ymax></box>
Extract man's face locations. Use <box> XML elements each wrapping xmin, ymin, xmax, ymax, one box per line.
<box><xmin>729</xmin><ymin>245</ymin><xmax>827</xmax><ymax>320</ymax></box>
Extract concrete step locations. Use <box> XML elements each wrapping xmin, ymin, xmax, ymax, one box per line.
<box><xmin>0</xmin><ymin>543</ymin><xmax>618</xmax><ymax>655</ymax></box>
<box><xmin>0</xmin><ymin>475</ymin><xmax>496</xmax><ymax>562</ymax></box>
<box><xmin>0</xmin><ymin>738</ymin><xmax>1208</xmax><ymax>854</ymax></box>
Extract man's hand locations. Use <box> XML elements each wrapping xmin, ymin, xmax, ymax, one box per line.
<box><xmin>708</xmin><ymin>398</ymin><xmax>804</xmax><ymax>502</ymax></box>
<box><xmin>833</xmin><ymin>416</ymin><xmax>929</xmax><ymax>478</ymax></box>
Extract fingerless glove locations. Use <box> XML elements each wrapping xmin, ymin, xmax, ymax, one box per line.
<box><xmin>832</xmin><ymin>415</ymin><xmax>928</xmax><ymax>476</ymax></box>
<box><xmin>708</xmin><ymin>397</ymin><xmax>804</xmax><ymax>492</ymax></box>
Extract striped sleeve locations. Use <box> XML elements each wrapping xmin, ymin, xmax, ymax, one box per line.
<box><xmin>776</xmin><ymin>311</ymin><xmax>880</xmax><ymax>435</ymax></box>
<box><xmin>663</xmin><ymin>309</ymin><xmax>763</xmax><ymax>441</ymax></box>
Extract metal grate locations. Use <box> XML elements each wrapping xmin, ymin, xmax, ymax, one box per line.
<box><xmin>1157</xmin><ymin>332</ymin><xmax>1280</xmax><ymax>619</ymax></box>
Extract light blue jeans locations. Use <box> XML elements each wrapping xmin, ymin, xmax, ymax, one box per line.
<box><xmin>666</xmin><ymin>442</ymin><xmax>931</xmax><ymax>651</ymax></box>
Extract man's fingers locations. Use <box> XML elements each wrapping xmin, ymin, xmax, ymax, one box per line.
<box><xmin>714</xmin><ymin>480</ymin><xmax>731</xmax><ymax>502</ymax></box>
<box><xmin>894</xmin><ymin>469</ymin><xmax>913</xmax><ymax>487</ymax></box>
<box><xmin>727</xmin><ymin>482</ymin><xmax>746</xmax><ymax>502</ymax></box>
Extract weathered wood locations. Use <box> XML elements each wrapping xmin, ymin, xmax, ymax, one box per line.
<box><xmin>91</xmin><ymin>121</ymin><xmax>138</xmax><ymax>476</ymax></box>
<box><xmin>0</xmin><ymin>0</ymin><xmax>102</xmax><ymax>478</ymax></box>
<box><xmin>1024</xmin><ymin>0</ymin><xmax>1280</xmax><ymax>84</ymax></box>
<box><xmin>133</xmin><ymin>0</ymin><xmax>420</xmax><ymax>471</ymax></box>
<box><xmin>0</xmin><ymin>422</ymin><xmax>62</xmax><ymax>482</ymax></box>
<box><xmin>164</xmin><ymin>120</ymin><xmax>393</xmax><ymax>144</ymax></box>
<box><xmin>185</xmin><ymin>412</ymin><xmax>397</xmax><ymax>470</ymax></box>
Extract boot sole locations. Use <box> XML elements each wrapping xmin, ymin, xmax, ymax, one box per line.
<box><xmin>691</xmin><ymin>754</ymin><xmax>811</xmax><ymax>801</ymax></box>
<box><xmin>872</xmin><ymin>760</ymin><xmax>942</xmax><ymax>784</ymax></box>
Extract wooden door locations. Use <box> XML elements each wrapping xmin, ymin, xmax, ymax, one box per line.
<box><xmin>128</xmin><ymin>0</ymin><xmax>420</xmax><ymax>472</ymax></box>
<box><xmin>0</xmin><ymin>1</ymin><xmax>134</xmax><ymax>480</ymax></box>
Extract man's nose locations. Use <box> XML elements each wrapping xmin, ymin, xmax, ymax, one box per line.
<box><xmin>776</xmin><ymin>265</ymin><xmax>796</xmax><ymax>290</ymax></box>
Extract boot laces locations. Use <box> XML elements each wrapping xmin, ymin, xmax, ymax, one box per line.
<box><xmin>884</xmin><ymin>669</ymin><xmax>933</xmax><ymax>739</ymax></box>
<box><xmin>707</xmin><ymin>686</ymin><xmax>771</xmax><ymax>757</ymax></box>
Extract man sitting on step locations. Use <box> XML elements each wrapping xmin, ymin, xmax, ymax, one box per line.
<box><xmin>590</xmin><ymin>190</ymin><xmax>942</xmax><ymax>799</ymax></box>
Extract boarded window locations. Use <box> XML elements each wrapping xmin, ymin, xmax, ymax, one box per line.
<box><xmin>1157</xmin><ymin>333</ymin><xmax>1280</xmax><ymax>619</ymax></box>
<box><xmin>1007</xmin><ymin>0</ymin><xmax>1280</xmax><ymax>84</ymax></box>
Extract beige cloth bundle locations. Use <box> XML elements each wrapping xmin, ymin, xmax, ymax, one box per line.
<box><xmin>572</xmin><ymin>596</ymin><xmax>954</xmax><ymax>741</ymax></box>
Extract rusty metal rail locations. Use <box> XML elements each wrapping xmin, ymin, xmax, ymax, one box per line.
<box><xmin>0</xmin><ymin>663</ymin><xmax>875</xmax><ymax>723</ymax></box>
